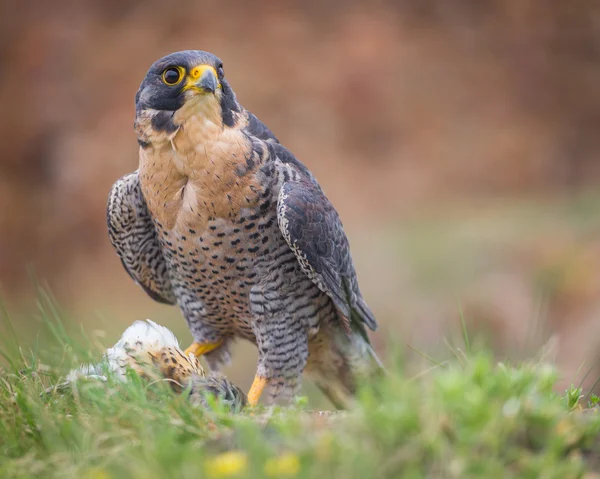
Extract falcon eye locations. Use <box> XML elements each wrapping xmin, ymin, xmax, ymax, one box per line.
<box><xmin>162</xmin><ymin>67</ymin><xmax>183</xmax><ymax>85</ymax></box>
<box><xmin>217</xmin><ymin>65</ymin><xmax>224</xmax><ymax>77</ymax></box>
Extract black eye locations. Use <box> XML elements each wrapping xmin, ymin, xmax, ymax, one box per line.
<box><xmin>162</xmin><ymin>67</ymin><xmax>182</xmax><ymax>85</ymax></box>
<box><xmin>217</xmin><ymin>65</ymin><xmax>224</xmax><ymax>77</ymax></box>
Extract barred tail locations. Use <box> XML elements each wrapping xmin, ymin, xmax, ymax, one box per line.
<box><xmin>309</xmin><ymin>325</ymin><xmax>384</xmax><ymax>409</ymax></box>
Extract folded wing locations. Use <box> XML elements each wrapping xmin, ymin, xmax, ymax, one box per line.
<box><xmin>277</xmin><ymin>176</ymin><xmax>378</xmax><ymax>334</ymax></box>
<box><xmin>107</xmin><ymin>171</ymin><xmax>176</xmax><ymax>305</ymax></box>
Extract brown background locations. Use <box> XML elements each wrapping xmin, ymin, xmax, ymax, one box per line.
<box><xmin>2</xmin><ymin>0</ymin><xmax>600</xmax><ymax>397</ymax></box>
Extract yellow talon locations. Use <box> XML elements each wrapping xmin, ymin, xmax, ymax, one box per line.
<box><xmin>247</xmin><ymin>375</ymin><xmax>268</xmax><ymax>406</ymax></box>
<box><xmin>184</xmin><ymin>340</ymin><xmax>223</xmax><ymax>358</ymax></box>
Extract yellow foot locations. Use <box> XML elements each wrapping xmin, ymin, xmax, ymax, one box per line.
<box><xmin>184</xmin><ymin>340</ymin><xmax>223</xmax><ymax>358</ymax></box>
<box><xmin>247</xmin><ymin>375</ymin><xmax>269</xmax><ymax>406</ymax></box>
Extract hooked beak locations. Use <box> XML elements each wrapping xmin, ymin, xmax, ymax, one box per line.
<box><xmin>183</xmin><ymin>65</ymin><xmax>220</xmax><ymax>95</ymax></box>
<box><xmin>196</xmin><ymin>68</ymin><xmax>218</xmax><ymax>94</ymax></box>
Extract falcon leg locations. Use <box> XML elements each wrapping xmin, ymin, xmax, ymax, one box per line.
<box><xmin>180</xmin><ymin>302</ymin><xmax>230</xmax><ymax>371</ymax></box>
<box><xmin>184</xmin><ymin>340</ymin><xmax>223</xmax><ymax>358</ymax></box>
<box><xmin>250</xmin><ymin>314</ymin><xmax>309</xmax><ymax>406</ymax></box>
<box><xmin>247</xmin><ymin>375</ymin><xmax>269</xmax><ymax>406</ymax></box>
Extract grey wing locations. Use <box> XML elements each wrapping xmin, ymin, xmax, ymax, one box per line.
<box><xmin>107</xmin><ymin>171</ymin><xmax>176</xmax><ymax>305</ymax></box>
<box><xmin>245</xmin><ymin>112</ymin><xmax>279</xmax><ymax>143</ymax></box>
<box><xmin>277</xmin><ymin>177</ymin><xmax>377</xmax><ymax>332</ymax></box>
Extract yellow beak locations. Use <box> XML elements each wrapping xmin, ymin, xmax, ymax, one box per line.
<box><xmin>184</xmin><ymin>65</ymin><xmax>221</xmax><ymax>93</ymax></box>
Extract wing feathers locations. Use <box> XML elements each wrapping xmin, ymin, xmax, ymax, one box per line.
<box><xmin>107</xmin><ymin>171</ymin><xmax>176</xmax><ymax>304</ymax></box>
<box><xmin>277</xmin><ymin>178</ymin><xmax>377</xmax><ymax>332</ymax></box>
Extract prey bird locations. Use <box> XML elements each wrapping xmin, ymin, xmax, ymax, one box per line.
<box><xmin>107</xmin><ymin>50</ymin><xmax>382</xmax><ymax>407</ymax></box>
<box><xmin>47</xmin><ymin>319</ymin><xmax>247</xmax><ymax>412</ymax></box>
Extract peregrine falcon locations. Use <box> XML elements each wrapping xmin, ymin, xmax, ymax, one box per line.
<box><xmin>107</xmin><ymin>50</ymin><xmax>382</xmax><ymax>407</ymax></box>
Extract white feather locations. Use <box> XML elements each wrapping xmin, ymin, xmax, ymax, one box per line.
<box><xmin>108</xmin><ymin>319</ymin><xmax>179</xmax><ymax>355</ymax></box>
<box><xmin>68</xmin><ymin>319</ymin><xmax>180</xmax><ymax>382</ymax></box>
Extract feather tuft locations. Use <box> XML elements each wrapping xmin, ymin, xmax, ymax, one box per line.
<box><xmin>46</xmin><ymin>320</ymin><xmax>246</xmax><ymax>413</ymax></box>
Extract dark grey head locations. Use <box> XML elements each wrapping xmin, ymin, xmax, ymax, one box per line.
<box><xmin>135</xmin><ymin>50</ymin><xmax>241</xmax><ymax>127</ymax></box>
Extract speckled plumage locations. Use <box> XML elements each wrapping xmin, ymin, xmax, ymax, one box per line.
<box><xmin>107</xmin><ymin>50</ymin><xmax>382</xmax><ymax>406</ymax></box>
<box><xmin>47</xmin><ymin>319</ymin><xmax>247</xmax><ymax>412</ymax></box>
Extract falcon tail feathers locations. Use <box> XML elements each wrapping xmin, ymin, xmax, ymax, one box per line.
<box><xmin>309</xmin><ymin>325</ymin><xmax>385</xmax><ymax>410</ymax></box>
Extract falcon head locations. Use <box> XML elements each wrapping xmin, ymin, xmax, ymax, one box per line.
<box><xmin>135</xmin><ymin>50</ymin><xmax>242</xmax><ymax>143</ymax></box>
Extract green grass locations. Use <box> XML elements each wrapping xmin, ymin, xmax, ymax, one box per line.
<box><xmin>2</xmin><ymin>297</ymin><xmax>600</xmax><ymax>478</ymax></box>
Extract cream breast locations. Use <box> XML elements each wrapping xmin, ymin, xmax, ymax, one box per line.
<box><xmin>138</xmin><ymin>98</ymin><xmax>263</xmax><ymax>233</ymax></box>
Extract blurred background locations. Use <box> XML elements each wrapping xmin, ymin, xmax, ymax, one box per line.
<box><xmin>2</xmin><ymin>0</ymin><xmax>600</xmax><ymax>398</ymax></box>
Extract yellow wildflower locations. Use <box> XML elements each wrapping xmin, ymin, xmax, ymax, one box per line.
<box><xmin>315</xmin><ymin>432</ymin><xmax>334</xmax><ymax>460</ymax></box>
<box><xmin>264</xmin><ymin>452</ymin><xmax>300</xmax><ymax>477</ymax></box>
<box><xmin>83</xmin><ymin>468</ymin><xmax>111</xmax><ymax>479</ymax></box>
<box><xmin>205</xmin><ymin>451</ymin><xmax>248</xmax><ymax>478</ymax></box>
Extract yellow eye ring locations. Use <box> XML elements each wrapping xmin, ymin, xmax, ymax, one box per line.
<box><xmin>162</xmin><ymin>66</ymin><xmax>184</xmax><ymax>86</ymax></box>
